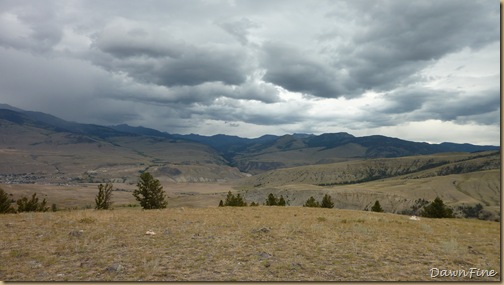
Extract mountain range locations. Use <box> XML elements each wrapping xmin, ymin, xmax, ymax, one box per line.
<box><xmin>0</xmin><ymin>103</ymin><xmax>500</xmax><ymax>219</ymax></box>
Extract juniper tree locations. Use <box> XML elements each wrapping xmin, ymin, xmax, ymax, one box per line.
<box><xmin>371</xmin><ymin>200</ymin><xmax>384</xmax><ymax>212</ymax></box>
<box><xmin>421</xmin><ymin>197</ymin><xmax>454</xmax><ymax>218</ymax></box>
<box><xmin>303</xmin><ymin>196</ymin><xmax>320</xmax><ymax>207</ymax></box>
<box><xmin>0</xmin><ymin>188</ymin><xmax>16</xmax><ymax>214</ymax></box>
<box><xmin>223</xmin><ymin>191</ymin><xmax>247</xmax><ymax>206</ymax></box>
<box><xmin>133</xmin><ymin>172</ymin><xmax>167</xmax><ymax>209</ymax></box>
<box><xmin>95</xmin><ymin>183</ymin><xmax>113</xmax><ymax>210</ymax></box>
<box><xmin>235</xmin><ymin>193</ymin><xmax>247</xmax><ymax>206</ymax></box>
<box><xmin>321</xmin><ymin>194</ymin><xmax>334</xmax><ymax>208</ymax></box>
<box><xmin>278</xmin><ymin>195</ymin><xmax>286</xmax><ymax>206</ymax></box>
<box><xmin>16</xmin><ymin>193</ymin><xmax>49</xmax><ymax>212</ymax></box>
<box><xmin>265</xmin><ymin>193</ymin><xmax>278</xmax><ymax>206</ymax></box>
<box><xmin>224</xmin><ymin>191</ymin><xmax>235</xmax><ymax>206</ymax></box>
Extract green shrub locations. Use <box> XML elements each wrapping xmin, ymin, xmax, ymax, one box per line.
<box><xmin>223</xmin><ymin>191</ymin><xmax>247</xmax><ymax>206</ymax></box>
<box><xmin>0</xmin><ymin>188</ymin><xmax>16</xmax><ymax>214</ymax></box>
<box><xmin>278</xmin><ymin>195</ymin><xmax>286</xmax><ymax>206</ymax></box>
<box><xmin>16</xmin><ymin>193</ymin><xmax>49</xmax><ymax>212</ymax></box>
<box><xmin>264</xmin><ymin>193</ymin><xmax>286</xmax><ymax>206</ymax></box>
<box><xmin>95</xmin><ymin>183</ymin><xmax>113</xmax><ymax>210</ymax></box>
<box><xmin>303</xmin><ymin>196</ymin><xmax>320</xmax><ymax>208</ymax></box>
<box><xmin>265</xmin><ymin>193</ymin><xmax>278</xmax><ymax>206</ymax></box>
<box><xmin>371</xmin><ymin>200</ymin><xmax>384</xmax><ymax>212</ymax></box>
<box><xmin>458</xmin><ymin>203</ymin><xmax>484</xmax><ymax>219</ymax></box>
<box><xmin>421</xmin><ymin>197</ymin><xmax>454</xmax><ymax>218</ymax></box>
<box><xmin>133</xmin><ymin>172</ymin><xmax>167</xmax><ymax>209</ymax></box>
<box><xmin>321</xmin><ymin>194</ymin><xmax>334</xmax><ymax>208</ymax></box>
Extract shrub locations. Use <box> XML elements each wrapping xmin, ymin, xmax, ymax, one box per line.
<box><xmin>223</xmin><ymin>191</ymin><xmax>247</xmax><ymax>206</ymax></box>
<box><xmin>133</xmin><ymin>172</ymin><xmax>167</xmax><ymax>209</ymax></box>
<box><xmin>263</xmin><ymin>193</ymin><xmax>286</xmax><ymax>206</ymax></box>
<box><xmin>371</xmin><ymin>200</ymin><xmax>384</xmax><ymax>212</ymax></box>
<box><xmin>458</xmin><ymin>203</ymin><xmax>483</xmax><ymax>219</ymax></box>
<box><xmin>278</xmin><ymin>195</ymin><xmax>286</xmax><ymax>206</ymax></box>
<box><xmin>321</xmin><ymin>194</ymin><xmax>334</xmax><ymax>208</ymax></box>
<box><xmin>399</xmin><ymin>198</ymin><xmax>429</xmax><ymax>216</ymax></box>
<box><xmin>0</xmin><ymin>188</ymin><xmax>16</xmax><ymax>214</ymax></box>
<box><xmin>265</xmin><ymin>193</ymin><xmax>278</xmax><ymax>206</ymax></box>
<box><xmin>16</xmin><ymin>193</ymin><xmax>49</xmax><ymax>212</ymax></box>
<box><xmin>421</xmin><ymin>197</ymin><xmax>454</xmax><ymax>218</ymax></box>
<box><xmin>303</xmin><ymin>196</ymin><xmax>320</xmax><ymax>207</ymax></box>
<box><xmin>218</xmin><ymin>200</ymin><xmax>224</xmax><ymax>207</ymax></box>
<box><xmin>95</xmin><ymin>183</ymin><xmax>113</xmax><ymax>210</ymax></box>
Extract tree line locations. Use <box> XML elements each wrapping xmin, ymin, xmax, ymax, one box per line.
<box><xmin>0</xmin><ymin>172</ymin><xmax>488</xmax><ymax>220</ymax></box>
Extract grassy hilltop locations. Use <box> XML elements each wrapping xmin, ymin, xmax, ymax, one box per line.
<box><xmin>0</xmin><ymin>207</ymin><xmax>500</xmax><ymax>281</ymax></box>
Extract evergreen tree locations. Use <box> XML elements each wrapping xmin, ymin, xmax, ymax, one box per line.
<box><xmin>278</xmin><ymin>195</ymin><xmax>286</xmax><ymax>206</ymax></box>
<box><xmin>224</xmin><ymin>191</ymin><xmax>236</xmax><ymax>206</ymax></box>
<box><xmin>95</xmin><ymin>183</ymin><xmax>113</xmax><ymax>210</ymax></box>
<box><xmin>0</xmin><ymin>188</ymin><xmax>16</xmax><ymax>214</ymax></box>
<box><xmin>421</xmin><ymin>197</ymin><xmax>454</xmax><ymax>218</ymax></box>
<box><xmin>133</xmin><ymin>172</ymin><xmax>167</xmax><ymax>209</ymax></box>
<box><xmin>371</xmin><ymin>200</ymin><xmax>384</xmax><ymax>212</ymax></box>
<box><xmin>235</xmin><ymin>194</ymin><xmax>247</xmax><ymax>206</ymax></box>
<box><xmin>303</xmin><ymin>196</ymin><xmax>320</xmax><ymax>207</ymax></box>
<box><xmin>321</xmin><ymin>194</ymin><xmax>334</xmax><ymax>208</ymax></box>
<box><xmin>16</xmin><ymin>193</ymin><xmax>49</xmax><ymax>212</ymax></box>
<box><xmin>265</xmin><ymin>193</ymin><xmax>278</xmax><ymax>206</ymax></box>
<box><xmin>223</xmin><ymin>191</ymin><xmax>247</xmax><ymax>206</ymax></box>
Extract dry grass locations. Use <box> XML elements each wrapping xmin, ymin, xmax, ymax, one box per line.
<box><xmin>0</xmin><ymin>207</ymin><xmax>500</xmax><ymax>281</ymax></box>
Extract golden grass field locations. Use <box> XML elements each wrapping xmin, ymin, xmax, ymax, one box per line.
<box><xmin>0</xmin><ymin>206</ymin><xmax>500</xmax><ymax>281</ymax></box>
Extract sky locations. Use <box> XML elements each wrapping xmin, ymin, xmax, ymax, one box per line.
<box><xmin>0</xmin><ymin>0</ymin><xmax>500</xmax><ymax>145</ymax></box>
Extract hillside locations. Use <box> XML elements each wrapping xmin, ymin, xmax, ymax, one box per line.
<box><xmin>238</xmin><ymin>151</ymin><xmax>500</xmax><ymax>187</ymax></box>
<box><xmin>0</xmin><ymin>111</ymin><xmax>245</xmax><ymax>185</ymax></box>
<box><xmin>0</xmin><ymin>207</ymin><xmax>499</xmax><ymax>281</ymax></box>
<box><xmin>228</xmin><ymin>134</ymin><xmax>499</xmax><ymax>174</ymax></box>
<box><xmin>236</xmin><ymin>151</ymin><xmax>501</xmax><ymax>220</ymax></box>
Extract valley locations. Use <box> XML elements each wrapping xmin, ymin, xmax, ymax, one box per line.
<box><xmin>0</xmin><ymin>105</ymin><xmax>500</xmax><ymax>221</ymax></box>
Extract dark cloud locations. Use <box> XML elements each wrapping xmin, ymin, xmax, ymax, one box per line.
<box><xmin>425</xmin><ymin>89</ymin><xmax>500</xmax><ymax>123</ymax></box>
<box><xmin>339</xmin><ymin>1</ymin><xmax>498</xmax><ymax>93</ymax></box>
<box><xmin>379</xmin><ymin>89</ymin><xmax>435</xmax><ymax>114</ymax></box>
<box><xmin>0</xmin><ymin>0</ymin><xmax>499</xmax><ymax>144</ymax></box>
<box><xmin>154</xmin><ymin>46</ymin><xmax>249</xmax><ymax>87</ymax></box>
<box><xmin>261</xmin><ymin>42</ymin><xmax>349</xmax><ymax>98</ymax></box>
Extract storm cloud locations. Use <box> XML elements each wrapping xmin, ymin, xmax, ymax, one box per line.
<box><xmin>0</xmin><ymin>0</ymin><xmax>499</xmax><ymax>145</ymax></box>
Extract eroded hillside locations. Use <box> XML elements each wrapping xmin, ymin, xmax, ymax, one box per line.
<box><xmin>236</xmin><ymin>151</ymin><xmax>500</xmax><ymax>220</ymax></box>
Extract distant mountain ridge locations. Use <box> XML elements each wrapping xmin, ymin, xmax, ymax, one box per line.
<box><xmin>0</xmin><ymin>104</ymin><xmax>499</xmax><ymax>174</ymax></box>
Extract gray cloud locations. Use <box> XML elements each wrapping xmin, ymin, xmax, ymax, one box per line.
<box><xmin>425</xmin><ymin>89</ymin><xmax>500</xmax><ymax>123</ymax></box>
<box><xmin>261</xmin><ymin>42</ymin><xmax>349</xmax><ymax>98</ymax></box>
<box><xmin>0</xmin><ymin>0</ymin><xmax>499</xmax><ymax>144</ymax></box>
<box><xmin>217</xmin><ymin>17</ymin><xmax>260</xmax><ymax>45</ymax></box>
<box><xmin>0</xmin><ymin>2</ymin><xmax>62</xmax><ymax>52</ymax></box>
